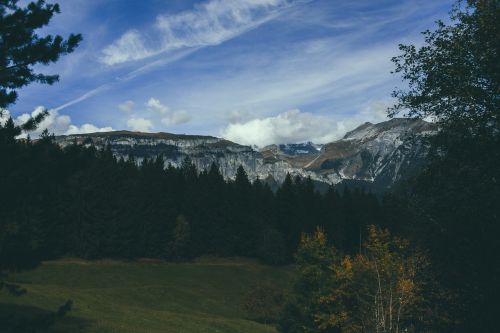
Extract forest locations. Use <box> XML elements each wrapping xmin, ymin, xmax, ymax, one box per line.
<box><xmin>0</xmin><ymin>128</ymin><xmax>389</xmax><ymax>264</ymax></box>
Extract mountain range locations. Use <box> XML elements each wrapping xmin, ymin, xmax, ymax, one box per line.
<box><xmin>55</xmin><ymin>118</ymin><xmax>436</xmax><ymax>190</ymax></box>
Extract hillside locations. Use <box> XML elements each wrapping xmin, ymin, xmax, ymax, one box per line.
<box><xmin>0</xmin><ymin>258</ymin><xmax>294</xmax><ymax>333</ymax></box>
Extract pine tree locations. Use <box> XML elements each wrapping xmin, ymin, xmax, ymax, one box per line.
<box><xmin>0</xmin><ymin>0</ymin><xmax>82</xmax><ymax>108</ymax></box>
<box><xmin>1</xmin><ymin>0</ymin><xmax>81</xmax><ymax>288</ymax></box>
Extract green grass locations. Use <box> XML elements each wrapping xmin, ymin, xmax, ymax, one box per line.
<box><xmin>0</xmin><ymin>257</ymin><xmax>295</xmax><ymax>333</ymax></box>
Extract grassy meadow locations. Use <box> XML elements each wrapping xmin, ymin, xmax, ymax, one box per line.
<box><xmin>0</xmin><ymin>257</ymin><xmax>295</xmax><ymax>333</ymax></box>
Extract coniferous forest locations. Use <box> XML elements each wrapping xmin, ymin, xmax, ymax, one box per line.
<box><xmin>0</xmin><ymin>128</ymin><xmax>387</xmax><ymax>265</ymax></box>
<box><xmin>1</xmin><ymin>0</ymin><xmax>499</xmax><ymax>332</ymax></box>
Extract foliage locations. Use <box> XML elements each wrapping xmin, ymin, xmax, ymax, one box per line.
<box><xmin>243</xmin><ymin>283</ymin><xmax>285</xmax><ymax>324</ymax></box>
<box><xmin>389</xmin><ymin>1</ymin><xmax>500</xmax><ymax>331</ymax></box>
<box><xmin>0</xmin><ymin>0</ymin><xmax>82</xmax><ymax>108</ymax></box>
<box><xmin>390</xmin><ymin>0</ymin><xmax>499</xmax><ymax>140</ymax></box>
<box><xmin>323</xmin><ymin>226</ymin><xmax>448</xmax><ymax>333</ymax></box>
<box><xmin>279</xmin><ymin>227</ymin><xmax>448</xmax><ymax>333</ymax></box>
<box><xmin>278</xmin><ymin>228</ymin><xmax>339</xmax><ymax>333</ymax></box>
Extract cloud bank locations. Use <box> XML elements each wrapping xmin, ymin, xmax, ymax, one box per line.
<box><xmin>220</xmin><ymin>99</ymin><xmax>393</xmax><ymax>147</ymax></box>
<box><xmin>127</xmin><ymin>117</ymin><xmax>153</xmax><ymax>132</ymax></box>
<box><xmin>221</xmin><ymin>109</ymin><xmax>342</xmax><ymax>147</ymax></box>
<box><xmin>1</xmin><ymin>107</ymin><xmax>113</xmax><ymax>138</ymax></box>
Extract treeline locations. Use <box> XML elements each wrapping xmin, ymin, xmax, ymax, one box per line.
<box><xmin>0</xmin><ymin>122</ymin><xmax>401</xmax><ymax>267</ymax></box>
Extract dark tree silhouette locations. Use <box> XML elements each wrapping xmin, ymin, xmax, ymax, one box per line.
<box><xmin>0</xmin><ymin>0</ymin><xmax>82</xmax><ymax>108</ymax></box>
<box><xmin>390</xmin><ymin>1</ymin><xmax>500</xmax><ymax>331</ymax></box>
<box><xmin>0</xmin><ymin>0</ymin><xmax>81</xmax><ymax>297</ymax></box>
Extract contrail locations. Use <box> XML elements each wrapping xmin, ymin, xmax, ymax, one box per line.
<box><xmin>53</xmin><ymin>84</ymin><xmax>111</xmax><ymax>112</ymax></box>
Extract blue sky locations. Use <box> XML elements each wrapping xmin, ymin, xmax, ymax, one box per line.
<box><xmin>7</xmin><ymin>0</ymin><xmax>454</xmax><ymax>146</ymax></box>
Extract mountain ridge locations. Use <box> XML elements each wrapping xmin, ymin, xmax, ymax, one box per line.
<box><xmin>55</xmin><ymin>118</ymin><xmax>436</xmax><ymax>189</ymax></box>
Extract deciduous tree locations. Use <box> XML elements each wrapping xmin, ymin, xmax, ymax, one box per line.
<box><xmin>279</xmin><ymin>227</ymin><xmax>447</xmax><ymax>333</ymax></box>
<box><xmin>390</xmin><ymin>1</ymin><xmax>500</xmax><ymax>330</ymax></box>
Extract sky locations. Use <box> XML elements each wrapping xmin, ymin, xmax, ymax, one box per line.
<box><xmin>5</xmin><ymin>0</ymin><xmax>454</xmax><ymax>146</ymax></box>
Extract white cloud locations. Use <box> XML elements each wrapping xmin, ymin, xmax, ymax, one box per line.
<box><xmin>65</xmin><ymin>123</ymin><xmax>114</xmax><ymax>135</ymax></box>
<box><xmin>100</xmin><ymin>0</ymin><xmax>296</xmax><ymax>65</ymax></box>
<box><xmin>101</xmin><ymin>30</ymin><xmax>152</xmax><ymax>66</ymax></box>
<box><xmin>0</xmin><ymin>109</ymin><xmax>11</xmax><ymax>126</ymax></box>
<box><xmin>221</xmin><ymin>109</ymin><xmax>343</xmax><ymax>147</ymax></box>
<box><xmin>146</xmin><ymin>97</ymin><xmax>170</xmax><ymax>114</ymax></box>
<box><xmin>118</xmin><ymin>100</ymin><xmax>135</xmax><ymax>113</ymax></box>
<box><xmin>146</xmin><ymin>98</ymin><xmax>191</xmax><ymax>125</ymax></box>
<box><xmin>11</xmin><ymin>106</ymin><xmax>113</xmax><ymax>138</ymax></box>
<box><xmin>154</xmin><ymin>0</ymin><xmax>288</xmax><ymax>48</ymax></box>
<box><xmin>127</xmin><ymin>117</ymin><xmax>153</xmax><ymax>132</ymax></box>
<box><xmin>220</xmin><ymin>100</ymin><xmax>396</xmax><ymax>147</ymax></box>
